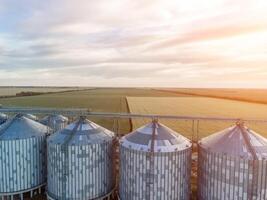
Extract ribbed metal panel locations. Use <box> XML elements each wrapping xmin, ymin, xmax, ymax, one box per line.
<box><xmin>40</xmin><ymin>115</ymin><xmax>68</xmax><ymax>133</ymax></box>
<box><xmin>119</xmin><ymin>121</ymin><xmax>192</xmax><ymax>200</ymax></box>
<box><xmin>0</xmin><ymin>115</ymin><xmax>47</xmax><ymax>194</ymax></box>
<box><xmin>198</xmin><ymin>124</ymin><xmax>267</xmax><ymax>200</ymax></box>
<box><xmin>198</xmin><ymin>147</ymin><xmax>267</xmax><ymax>200</ymax></box>
<box><xmin>24</xmin><ymin>114</ymin><xmax>38</xmax><ymax>121</ymax></box>
<box><xmin>47</xmin><ymin>117</ymin><xmax>115</xmax><ymax>200</ymax></box>
<box><xmin>119</xmin><ymin>146</ymin><xmax>191</xmax><ymax>200</ymax></box>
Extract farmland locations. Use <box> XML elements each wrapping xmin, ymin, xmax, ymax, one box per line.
<box><xmin>156</xmin><ymin>88</ymin><xmax>267</xmax><ymax>105</ymax></box>
<box><xmin>0</xmin><ymin>86</ymin><xmax>86</xmax><ymax>97</ymax></box>
<box><xmin>1</xmin><ymin>88</ymin><xmax>267</xmax><ymax>139</ymax></box>
<box><xmin>127</xmin><ymin>96</ymin><xmax>267</xmax><ymax>139</ymax></box>
<box><xmin>0</xmin><ymin>88</ymin><xmax>185</xmax><ymax>134</ymax></box>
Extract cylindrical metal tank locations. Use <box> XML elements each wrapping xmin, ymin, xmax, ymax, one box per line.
<box><xmin>119</xmin><ymin>120</ymin><xmax>192</xmax><ymax>200</ymax></box>
<box><xmin>0</xmin><ymin>114</ymin><xmax>47</xmax><ymax>195</ymax></box>
<box><xmin>47</xmin><ymin>116</ymin><xmax>115</xmax><ymax>200</ymax></box>
<box><xmin>0</xmin><ymin>113</ymin><xmax>8</xmax><ymax>125</ymax></box>
<box><xmin>40</xmin><ymin>114</ymin><xmax>68</xmax><ymax>133</ymax></box>
<box><xmin>24</xmin><ymin>113</ymin><xmax>38</xmax><ymax>121</ymax></box>
<box><xmin>198</xmin><ymin>122</ymin><xmax>267</xmax><ymax>200</ymax></box>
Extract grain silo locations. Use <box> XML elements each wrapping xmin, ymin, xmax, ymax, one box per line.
<box><xmin>40</xmin><ymin>114</ymin><xmax>68</xmax><ymax>133</ymax></box>
<box><xmin>198</xmin><ymin>122</ymin><xmax>267</xmax><ymax>200</ymax></box>
<box><xmin>0</xmin><ymin>113</ymin><xmax>7</xmax><ymax>125</ymax></box>
<box><xmin>24</xmin><ymin>113</ymin><xmax>38</xmax><ymax>121</ymax></box>
<box><xmin>0</xmin><ymin>114</ymin><xmax>47</xmax><ymax>199</ymax></box>
<box><xmin>47</xmin><ymin>116</ymin><xmax>115</xmax><ymax>200</ymax></box>
<box><xmin>119</xmin><ymin>120</ymin><xmax>192</xmax><ymax>200</ymax></box>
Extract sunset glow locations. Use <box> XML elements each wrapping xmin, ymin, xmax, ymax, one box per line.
<box><xmin>0</xmin><ymin>0</ymin><xmax>266</xmax><ymax>87</ymax></box>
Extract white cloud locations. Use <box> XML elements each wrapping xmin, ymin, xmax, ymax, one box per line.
<box><xmin>0</xmin><ymin>0</ymin><xmax>266</xmax><ymax>87</ymax></box>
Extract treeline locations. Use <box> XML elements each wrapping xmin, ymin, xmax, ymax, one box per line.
<box><xmin>0</xmin><ymin>88</ymin><xmax>95</xmax><ymax>99</ymax></box>
<box><xmin>16</xmin><ymin>91</ymin><xmax>44</xmax><ymax>97</ymax></box>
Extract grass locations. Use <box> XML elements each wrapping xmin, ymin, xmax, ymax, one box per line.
<box><xmin>127</xmin><ymin>96</ymin><xmax>267</xmax><ymax>139</ymax></box>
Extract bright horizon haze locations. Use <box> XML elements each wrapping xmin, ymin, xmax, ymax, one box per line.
<box><xmin>0</xmin><ymin>0</ymin><xmax>267</xmax><ymax>88</ymax></box>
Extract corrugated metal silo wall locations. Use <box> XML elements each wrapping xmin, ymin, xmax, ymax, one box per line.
<box><xmin>47</xmin><ymin>140</ymin><xmax>115</xmax><ymax>199</ymax></box>
<box><xmin>0</xmin><ymin>136</ymin><xmax>46</xmax><ymax>193</ymax></box>
<box><xmin>119</xmin><ymin>146</ymin><xmax>192</xmax><ymax>200</ymax></box>
<box><xmin>198</xmin><ymin>147</ymin><xmax>267</xmax><ymax>200</ymax></box>
<box><xmin>47</xmin><ymin>121</ymin><xmax>68</xmax><ymax>133</ymax></box>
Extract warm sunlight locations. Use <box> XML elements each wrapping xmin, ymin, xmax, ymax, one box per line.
<box><xmin>0</xmin><ymin>0</ymin><xmax>266</xmax><ymax>87</ymax></box>
<box><xmin>1</xmin><ymin>1</ymin><xmax>267</xmax><ymax>200</ymax></box>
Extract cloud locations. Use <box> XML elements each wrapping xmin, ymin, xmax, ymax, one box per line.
<box><xmin>149</xmin><ymin>23</ymin><xmax>267</xmax><ymax>50</ymax></box>
<box><xmin>0</xmin><ymin>0</ymin><xmax>266</xmax><ymax>87</ymax></box>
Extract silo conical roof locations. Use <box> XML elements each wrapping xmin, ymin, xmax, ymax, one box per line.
<box><xmin>48</xmin><ymin>116</ymin><xmax>114</xmax><ymax>145</ymax></box>
<box><xmin>23</xmin><ymin>113</ymin><xmax>38</xmax><ymax>121</ymax></box>
<box><xmin>0</xmin><ymin>114</ymin><xmax>48</xmax><ymax>140</ymax></box>
<box><xmin>40</xmin><ymin>114</ymin><xmax>68</xmax><ymax>124</ymax></box>
<box><xmin>199</xmin><ymin>122</ymin><xmax>267</xmax><ymax>159</ymax></box>
<box><xmin>121</xmin><ymin>120</ymin><xmax>191</xmax><ymax>152</ymax></box>
<box><xmin>0</xmin><ymin>113</ymin><xmax>8</xmax><ymax>124</ymax></box>
<box><xmin>0</xmin><ymin>113</ymin><xmax>7</xmax><ymax>120</ymax></box>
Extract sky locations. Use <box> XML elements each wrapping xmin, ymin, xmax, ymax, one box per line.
<box><xmin>0</xmin><ymin>0</ymin><xmax>267</xmax><ymax>88</ymax></box>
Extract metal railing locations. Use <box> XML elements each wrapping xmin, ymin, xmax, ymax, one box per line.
<box><xmin>1</xmin><ymin>107</ymin><xmax>267</xmax><ymax>123</ymax></box>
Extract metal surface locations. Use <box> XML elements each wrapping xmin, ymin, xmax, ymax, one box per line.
<box><xmin>47</xmin><ymin>188</ymin><xmax>116</xmax><ymax>200</ymax></box>
<box><xmin>47</xmin><ymin>117</ymin><xmax>115</xmax><ymax>200</ymax></box>
<box><xmin>1</xmin><ymin>107</ymin><xmax>267</xmax><ymax>123</ymax></box>
<box><xmin>0</xmin><ymin>113</ymin><xmax>7</xmax><ymax>125</ymax></box>
<box><xmin>0</xmin><ymin>115</ymin><xmax>47</xmax><ymax>194</ymax></box>
<box><xmin>198</xmin><ymin>124</ymin><xmax>267</xmax><ymax>200</ymax></box>
<box><xmin>119</xmin><ymin>121</ymin><xmax>192</xmax><ymax>200</ymax></box>
<box><xmin>40</xmin><ymin>114</ymin><xmax>68</xmax><ymax>133</ymax></box>
<box><xmin>23</xmin><ymin>113</ymin><xmax>38</xmax><ymax>121</ymax></box>
<box><xmin>121</xmin><ymin>121</ymin><xmax>191</xmax><ymax>152</ymax></box>
<box><xmin>198</xmin><ymin>124</ymin><xmax>267</xmax><ymax>158</ymax></box>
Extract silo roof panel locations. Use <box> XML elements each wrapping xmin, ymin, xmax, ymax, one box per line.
<box><xmin>40</xmin><ymin>114</ymin><xmax>68</xmax><ymax>124</ymax></box>
<box><xmin>199</xmin><ymin>124</ymin><xmax>267</xmax><ymax>159</ymax></box>
<box><xmin>0</xmin><ymin>113</ymin><xmax>7</xmax><ymax>119</ymax></box>
<box><xmin>48</xmin><ymin>118</ymin><xmax>114</xmax><ymax>145</ymax></box>
<box><xmin>120</xmin><ymin>121</ymin><xmax>191</xmax><ymax>152</ymax></box>
<box><xmin>0</xmin><ymin>115</ymin><xmax>48</xmax><ymax>140</ymax></box>
<box><xmin>23</xmin><ymin>113</ymin><xmax>38</xmax><ymax>121</ymax></box>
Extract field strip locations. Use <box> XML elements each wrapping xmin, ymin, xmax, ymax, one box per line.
<box><xmin>154</xmin><ymin>88</ymin><xmax>267</xmax><ymax>105</ymax></box>
<box><xmin>126</xmin><ymin>96</ymin><xmax>267</xmax><ymax>139</ymax></box>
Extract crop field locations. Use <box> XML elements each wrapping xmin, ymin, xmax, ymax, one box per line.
<box><xmin>157</xmin><ymin>88</ymin><xmax>267</xmax><ymax>104</ymax></box>
<box><xmin>1</xmin><ymin>88</ymin><xmax>267</xmax><ymax>138</ymax></box>
<box><xmin>0</xmin><ymin>86</ymin><xmax>84</xmax><ymax>97</ymax></box>
<box><xmin>0</xmin><ymin>88</ymin><xmax>185</xmax><ymax>134</ymax></box>
<box><xmin>127</xmin><ymin>96</ymin><xmax>267</xmax><ymax>139</ymax></box>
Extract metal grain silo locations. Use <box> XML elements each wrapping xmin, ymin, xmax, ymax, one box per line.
<box><xmin>198</xmin><ymin>122</ymin><xmax>267</xmax><ymax>200</ymax></box>
<box><xmin>0</xmin><ymin>113</ymin><xmax>7</xmax><ymax>125</ymax></box>
<box><xmin>47</xmin><ymin>116</ymin><xmax>115</xmax><ymax>200</ymax></box>
<box><xmin>0</xmin><ymin>114</ymin><xmax>47</xmax><ymax>199</ymax></box>
<box><xmin>40</xmin><ymin>114</ymin><xmax>68</xmax><ymax>133</ymax></box>
<box><xmin>24</xmin><ymin>113</ymin><xmax>38</xmax><ymax>121</ymax></box>
<box><xmin>119</xmin><ymin>120</ymin><xmax>192</xmax><ymax>200</ymax></box>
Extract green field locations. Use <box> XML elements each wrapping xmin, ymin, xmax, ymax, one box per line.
<box><xmin>0</xmin><ymin>88</ymin><xmax>184</xmax><ymax>134</ymax></box>
<box><xmin>127</xmin><ymin>96</ymin><xmax>267</xmax><ymax>139</ymax></box>
<box><xmin>1</xmin><ymin>88</ymin><xmax>267</xmax><ymax>139</ymax></box>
